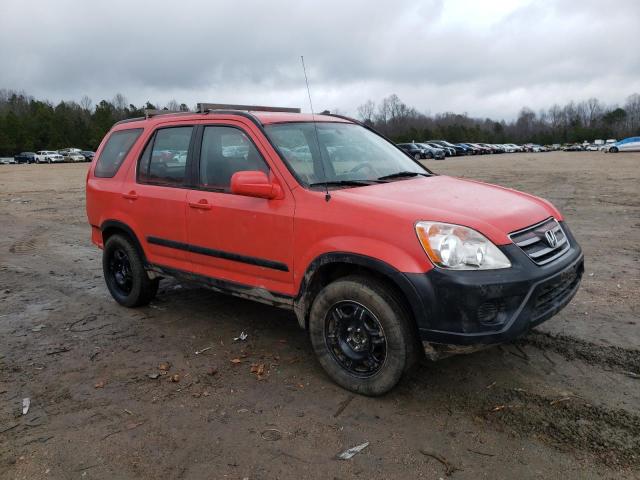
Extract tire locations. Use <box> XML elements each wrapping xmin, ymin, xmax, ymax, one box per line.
<box><xmin>413</xmin><ymin>153</ymin><xmax>420</xmax><ymax>160</ymax></box>
<box><xmin>610</xmin><ymin>146</ymin><xmax>619</xmax><ymax>153</ymax></box>
<box><xmin>103</xmin><ymin>234</ymin><xmax>159</xmax><ymax>307</ymax></box>
<box><xmin>308</xmin><ymin>275</ymin><xmax>419</xmax><ymax>396</ymax></box>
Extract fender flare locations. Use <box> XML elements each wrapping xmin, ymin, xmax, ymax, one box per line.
<box><xmin>100</xmin><ymin>220</ymin><xmax>147</xmax><ymax>264</ymax></box>
<box><xmin>293</xmin><ymin>252</ymin><xmax>430</xmax><ymax>330</ymax></box>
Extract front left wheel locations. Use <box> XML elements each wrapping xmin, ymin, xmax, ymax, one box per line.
<box><xmin>103</xmin><ymin>234</ymin><xmax>159</xmax><ymax>307</ymax></box>
<box><xmin>308</xmin><ymin>275</ymin><xmax>419</xmax><ymax>396</ymax></box>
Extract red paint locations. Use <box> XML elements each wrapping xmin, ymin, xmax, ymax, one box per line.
<box><xmin>86</xmin><ymin>112</ymin><xmax>560</xmax><ymax>296</ymax></box>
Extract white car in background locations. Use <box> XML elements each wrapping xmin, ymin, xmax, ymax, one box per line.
<box><xmin>35</xmin><ymin>150</ymin><xmax>64</xmax><ymax>163</ymax></box>
<box><xmin>504</xmin><ymin>143</ymin><xmax>523</xmax><ymax>153</ymax></box>
<box><xmin>606</xmin><ymin>136</ymin><xmax>640</xmax><ymax>153</ymax></box>
<box><xmin>59</xmin><ymin>148</ymin><xmax>85</xmax><ymax>162</ymax></box>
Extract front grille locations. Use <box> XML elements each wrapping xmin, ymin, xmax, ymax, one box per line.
<box><xmin>509</xmin><ymin>218</ymin><xmax>570</xmax><ymax>265</ymax></box>
<box><xmin>531</xmin><ymin>264</ymin><xmax>582</xmax><ymax>319</ymax></box>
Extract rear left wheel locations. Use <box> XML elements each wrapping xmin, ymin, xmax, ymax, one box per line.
<box><xmin>103</xmin><ymin>234</ymin><xmax>159</xmax><ymax>307</ymax></box>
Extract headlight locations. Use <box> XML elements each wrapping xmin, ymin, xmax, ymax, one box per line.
<box><xmin>415</xmin><ymin>221</ymin><xmax>511</xmax><ymax>270</ymax></box>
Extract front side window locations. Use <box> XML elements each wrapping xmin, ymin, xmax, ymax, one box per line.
<box><xmin>95</xmin><ymin>128</ymin><xmax>143</xmax><ymax>178</ymax></box>
<box><xmin>264</xmin><ymin>122</ymin><xmax>429</xmax><ymax>187</ymax></box>
<box><xmin>138</xmin><ymin>126</ymin><xmax>193</xmax><ymax>186</ymax></box>
<box><xmin>198</xmin><ymin>126</ymin><xmax>269</xmax><ymax>191</ymax></box>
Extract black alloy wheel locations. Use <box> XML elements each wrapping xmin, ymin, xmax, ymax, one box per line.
<box><xmin>324</xmin><ymin>301</ymin><xmax>387</xmax><ymax>378</ymax></box>
<box><xmin>108</xmin><ymin>248</ymin><xmax>133</xmax><ymax>296</ymax></box>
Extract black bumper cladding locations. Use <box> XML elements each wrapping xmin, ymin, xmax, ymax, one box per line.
<box><xmin>405</xmin><ymin>221</ymin><xmax>584</xmax><ymax>347</ymax></box>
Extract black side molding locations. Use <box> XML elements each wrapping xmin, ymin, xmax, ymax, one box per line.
<box><xmin>147</xmin><ymin>236</ymin><xmax>289</xmax><ymax>272</ymax></box>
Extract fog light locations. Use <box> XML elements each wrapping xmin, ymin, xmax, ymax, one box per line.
<box><xmin>477</xmin><ymin>301</ymin><xmax>505</xmax><ymax>326</ymax></box>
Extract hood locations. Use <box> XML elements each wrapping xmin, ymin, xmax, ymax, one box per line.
<box><xmin>334</xmin><ymin>175</ymin><xmax>561</xmax><ymax>245</ymax></box>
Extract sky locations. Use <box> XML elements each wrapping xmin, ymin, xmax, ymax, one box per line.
<box><xmin>1</xmin><ymin>0</ymin><xmax>639</xmax><ymax>120</ymax></box>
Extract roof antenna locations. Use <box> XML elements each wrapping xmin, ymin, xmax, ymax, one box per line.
<box><xmin>301</xmin><ymin>55</ymin><xmax>331</xmax><ymax>202</ymax></box>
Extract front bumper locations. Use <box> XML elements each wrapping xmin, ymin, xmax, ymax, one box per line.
<box><xmin>404</xmin><ymin>221</ymin><xmax>584</xmax><ymax>350</ymax></box>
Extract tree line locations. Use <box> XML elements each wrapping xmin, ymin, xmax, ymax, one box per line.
<box><xmin>357</xmin><ymin>93</ymin><xmax>640</xmax><ymax>145</ymax></box>
<box><xmin>0</xmin><ymin>88</ymin><xmax>639</xmax><ymax>156</ymax></box>
<box><xmin>0</xmin><ymin>90</ymin><xmax>189</xmax><ymax>156</ymax></box>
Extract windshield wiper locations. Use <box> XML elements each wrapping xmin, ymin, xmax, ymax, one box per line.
<box><xmin>309</xmin><ymin>180</ymin><xmax>374</xmax><ymax>188</ymax></box>
<box><xmin>377</xmin><ymin>171</ymin><xmax>429</xmax><ymax>181</ymax></box>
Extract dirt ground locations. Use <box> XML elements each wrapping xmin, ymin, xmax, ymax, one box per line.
<box><xmin>0</xmin><ymin>151</ymin><xmax>638</xmax><ymax>479</ymax></box>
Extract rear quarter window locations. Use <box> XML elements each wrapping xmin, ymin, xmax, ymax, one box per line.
<box><xmin>95</xmin><ymin>128</ymin><xmax>143</xmax><ymax>178</ymax></box>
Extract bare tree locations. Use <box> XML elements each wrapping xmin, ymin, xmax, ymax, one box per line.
<box><xmin>80</xmin><ymin>95</ymin><xmax>93</xmax><ymax>112</ymax></box>
<box><xmin>166</xmin><ymin>99</ymin><xmax>180</xmax><ymax>111</ymax></box>
<box><xmin>357</xmin><ymin>100</ymin><xmax>375</xmax><ymax>124</ymax></box>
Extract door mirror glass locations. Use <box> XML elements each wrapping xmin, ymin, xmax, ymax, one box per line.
<box><xmin>230</xmin><ymin>171</ymin><xmax>281</xmax><ymax>199</ymax></box>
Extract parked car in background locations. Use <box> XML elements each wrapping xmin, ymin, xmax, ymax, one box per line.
<box><xmin>397</xmin><ymin>143</ymin><xmax>427</xmax><ymax>160</ymax></box>
<box><xmin>468</xmin><ymin>143</ymin><xmax>492</xmax><ymax>154</ymax></box>
<box><xmin>505</xmin><ymin>143</ymin><xmax>524</xmax><ymax>152</ymax></box>
<box><xmin>0</xmin><ymin>157</ymin><xmax>17</xmax><ymax>164</ymax></box>
<box><xmin>35</xmin><ymin>150</ymin><xmax>64</xmax><ymax>163</ymax></box>
<box><xmin>563</xmin><ymin>144</ymin><xmax>584</xmax><ymax>152</ymax></box>
<box><xmin>460</xmin><ymin>143</ymin><xmax>483</xmax><ymax>155</ymax></box>
<box><xmin>14</xmin><ymin>152</ymin><xmax>36</xmax><ymax>164</ymax></box>
<box><xmin>425</xmin><ymin>142</ymin><xmax>455</xmax><ymax>156</ymax></box>
<box><xmin>81</xmin><ymin>151</ymin><xmax>95</xmax><ymax>162</ymax></box>
<box><xmin>606</xmin><ymin>136</ymin><xmax>640</xmax><ymax>153</ymax></box>
<box><xmin>416</xmin><ymin>143</ymin><xmax>446</xmax><ymax>160</ymax></box>
<box><xmin>60</xmin><ymin>149</ymin><xmax>86</xmax><ymax>162</ymax></box>
<box><xmin>430</xmin><ymin>140</ymin><xmax>466</xmax><ymax>156</ymax></box>
<box><xmin>478</xmin><ymin>143</ymin><xmax>501</xmax><ymax>153</ymax></box>
<box><xmin>585</xmin><ymin>144</ymin><xmax>600</xmax><ymax>151</ymax></box>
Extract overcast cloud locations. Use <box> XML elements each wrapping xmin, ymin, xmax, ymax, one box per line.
<box><xmin>1</xmin><ymin>0</ymin><xmax>639</xmax><ymax>119</ymax></box>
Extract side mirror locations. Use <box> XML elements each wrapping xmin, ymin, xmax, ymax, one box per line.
<box><xmin>230</xmin><ymin>170</ymin><xmax>282</xmax><ymax>199</ymax></box>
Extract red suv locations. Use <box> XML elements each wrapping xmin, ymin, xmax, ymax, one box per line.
<box><xmin>86</xmin><ymin>104</ymin><xmax>584</xmax><ymax>395</ymax></box>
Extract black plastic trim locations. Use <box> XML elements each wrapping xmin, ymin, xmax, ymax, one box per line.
<box><xmin>293</xmin><ymin>251</ymin><xmax>426</xmax><ymax>330</ymax></box>
<box><xmin>404</xmin><ymin>221</ymin><xmax>584</xmax><ymax>346</ymax></box>
<box><xmin>148</xmin><ymin>263</ymin><xmax>294</xmax><ymax>309</ymax></box>
<box><xmin>100</xmin><ymin>220</ymin><xmax>147</xmax><ymax>264</ymax></box>
<box><xmin>146</xmin><ymin>236</ymin><xmax>289</xmax><ymax>272</ymax></box>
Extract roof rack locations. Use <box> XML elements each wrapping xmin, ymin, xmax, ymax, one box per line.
<box><xmin>197</xmin><ymin>103</ymin><xmax>301</xmax><ymax>114</ymax></box>
<box><xmin>144</xmin><ymin>109</ymin><xmax>192</xmax><ymax>119</ymax></box>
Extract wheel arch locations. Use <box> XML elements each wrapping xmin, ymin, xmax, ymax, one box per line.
<box><xmin>293</xmin><ymin>252</ymin><xmax>428</xmax><ymax>334</ymax></box>
<box><xmin>100</xmin><ymin>220</ymin><xmax>147</xmax><ymax>265</ymax></box>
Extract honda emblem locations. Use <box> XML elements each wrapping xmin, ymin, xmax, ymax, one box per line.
<box><xmin>545</xmin><ymin>230</ymin><xmax>558</xmax><ymax>248</ymax></box>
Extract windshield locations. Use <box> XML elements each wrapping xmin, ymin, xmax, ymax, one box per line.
<box><xmin>264</xmin><ymin>122</ymin><xmax>429</xmax><ymax>187</ymax></box>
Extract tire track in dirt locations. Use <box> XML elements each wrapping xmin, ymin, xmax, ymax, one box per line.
<box><xmin>480</xmin><ymin>388</ymin><xmax>640</xmax><ymax>468</ymax></box>
<box><xmin>8</xmin><ymin>227</ymin><xmax>48</xmax><ymax>255</ymax></box>
<box><xmin>517</xmin><ymin>330</ymin><xmax>640</xmax><ymax>373</ymax></box>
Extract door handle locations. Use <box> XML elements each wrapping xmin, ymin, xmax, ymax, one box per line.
<box><xmin>188</xmin><ymin>199</ymin><xmax>212</xmax><ymax>210</ymax></box>
<box><xmin>122</xmin><ymin>191</ymin><xmax>138</xmax><ymax>200</ymax></box>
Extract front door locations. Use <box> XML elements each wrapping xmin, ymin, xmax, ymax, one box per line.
<box><xmin>185</xmin><ymin>122</ymin><xmax>295</xmax><ymax>295</ymax></box>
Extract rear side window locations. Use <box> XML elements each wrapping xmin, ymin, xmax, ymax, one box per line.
<box><xmin>94</xmin><ymin>128</ymin><xmax>143</xmax><ymax>178</ymax></box>
<box><xmin>138</xmin><ymin>126</ymin><xmax>193</xmax><ymax>186</ymax></box>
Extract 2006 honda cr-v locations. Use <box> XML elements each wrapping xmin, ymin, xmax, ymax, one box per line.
<box><xmin>86</xmin><ymin>103</ymin><xmax>584</xmax><ymax>396</ymax></box>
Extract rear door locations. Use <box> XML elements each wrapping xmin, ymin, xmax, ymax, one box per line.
<box><xmin>184</xmin><ymin>121</ymin><xmax>295</xmax><ymax>295</ymax></box>
<box><xmin>122</xmin><ymin>124</ymin><xmax>195</xmax><ymax>272</ymax></box>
